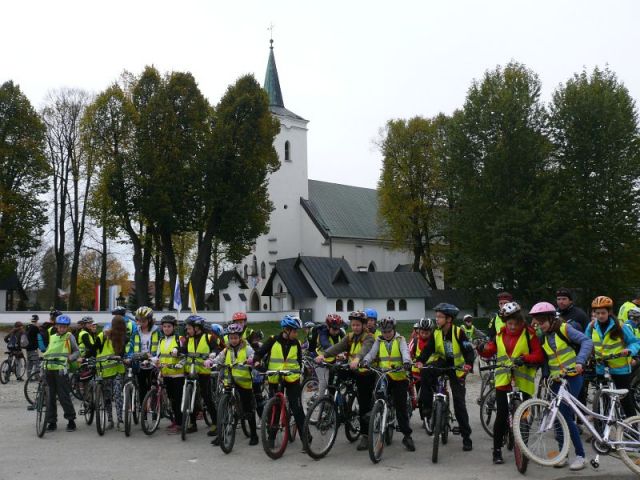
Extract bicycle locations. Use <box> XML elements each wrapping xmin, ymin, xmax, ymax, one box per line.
<box><xmin>1</xmin><ymin>350</ymin><xmax>26</xmax><ymax>383</ymax></box>
<box><xmin>94</xmin><ymin>355</ymin><xmax>123</xmax><ymax>436</ymax></box>
<box><xmin>301</xmin><ymin>354</ymin><xmax>319</xmax><ymax>415</ymax></box>
<box><xmin>140</xmin><ymin>363</ymin><xmax>176</xmax><ymax>435</ymax></box>
<box><xmin>258</xmin><ymin>369</ymin><xmax>301</xmax><ymax>459</ymax></box>
<box><xmin>302</xmin><ymin>362</ymin><xmax>360</xmax><ymax>459</ymax></box>
<box><xmin>591</xmin><ymin>352</ymin><xmax>629</xmax><ymax>435</ymax></box>
<box><xmin>122</xmin><ymin>353</ymin><xmax>149</xmax><ymax>436</ymax></box>
<box><xmin>79</xmin><ymin>359</ymin><xmax>97</xmax><ymax>426</ymax></box>
<box><xmin>34</xmin><ymin>359</ymin><xmax>55</xmax><ymax>437</ymax></box>
<box><xmin>513</xmin><ymin>367</ymin><xmax>640</xmax><ymax>475</ymax></box>
<box><xmin>217</xmin><ymin>362</ymin><xmax>254</xmax><ymax>453</ymax></box>
<box><xmin>366</xmin><ymin>365</ymin><xmax>408</xmax><ymax>464</ymax></box>
<box><xmin>479</xmin><ymin>362</ymin><xmax>531</xmax><ymax>474</ymax></box>
<box><xmin>179</xmin><ymin>352</ymin><xmax>212</xmax><ymax>441</ymax></box>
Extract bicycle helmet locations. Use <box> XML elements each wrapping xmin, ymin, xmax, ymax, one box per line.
<box><xmin>79</xmin><ymin>316</ymin><xmax>94</xmax><ymax>325</ymax></box>
<box><xmin>325</xmin><ymin>314</ymin><xmax>344</xmax><ymax>329</ymax></box>
<box><xmin>56</xmin><ymin>314</ymin><xmax>71</xmax><ymax>326</ymax></box>
<box><xmin>160</xmin><ymin>315</ymin><xmax>177</xmax><ymax>325</ymax></box>
<box><xmin>500</xmin><ymin>301</ymin><xmax>522</xmax><ymax>318</ymax></box>
<box><xmin>413</xmin><ymin>322</ymin><xmax>420</xmax><ymax>329</ymax></box>
<box><xmin>463</xmin><ymin>314</ymin><xmax>473</xmax><ymax>322</ymax></box>
<box><xmin>210</xmin><ymin>324</ymin><xmax>223</xmax><ymax>336</ymax></box>
<box><xmin>186</xmin><ymin>315</ymin><xmax>206</xmax><ymax>329</ymax></box>
<box><xmin>434</xmin><ymin>303</ymin><xmax>460</xmax><ymax>319</ymax></box>
<box><xmin>227</xmin><ymin>323</ymin><xmax>244</xmax><ymax>335</ymax></box>
<box><xmin>364</xmin><ymin>308</ymin><xmax>378</xmax><ymax>320</ymax></box>
<box><xmin>418</xmin><ymin>318</ymin><xmax>435</xmax><ymax>331</ymax></box>
<box><xmin>111</xmin><ymin>306</ymin><xmax>127</xmax><ymax>316</ymax></box>
<box><xmin>529</xmin><ymin>301</ymin><xmax>557</xmax><ymax>317</ymax></box>
<box><xmin>591</xmin><ymin>296</ymin><xmax>613</xmax><ymax>309</ymax></box>
<box><xmin>628</xmin><ymin>308</ymin><xmax>640</xmax><ymax>320</ymax></box>
<box><xmin>348</xmin><ymin>311</ymin><xmax>367</xmax><ymax>322</ymax></box>
<box><xmin>232</xmin><ymin>311</ymin><xmax>247</xmax><ymax>322</ymax></box>
<box><xmin>379</xmin><ymin>317</ymin><xmax>396</xmax><ymax>332</ymax></box>
<box><xmin>304</xmin><ymin>321</ymin><xmax>316</xmax><ymax>329</ymax></box>
<box><xmin>135</xmin><ymin>306</ymin><xmax>153</xmax><ymax>319</ymax></box>
<box><xmin>49</xmin><ymin>309</ymin><xmax>62</xmax><ymax>319</ymax></box>
<box><xmin>280</xmin><ymin>315</ymin><xmax>302</xmax><ymax>330</ymax></box>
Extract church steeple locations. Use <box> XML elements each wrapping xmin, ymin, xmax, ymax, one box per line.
<box><xmin>264</xmin><ymin>39</ymin><xmax>285</xmax><ymax>108</ymax></box>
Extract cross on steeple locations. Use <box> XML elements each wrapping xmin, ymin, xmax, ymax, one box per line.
<box><xmin>268</xmin><ymin>22</ymin><xmax>275</xmax><ymax>48</ymax></box>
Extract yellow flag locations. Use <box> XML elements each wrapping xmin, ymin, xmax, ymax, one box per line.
<box><xmin>188</xmin><ymin>281</ymin><xmax>197</xmax><ymax>314</ymax></box>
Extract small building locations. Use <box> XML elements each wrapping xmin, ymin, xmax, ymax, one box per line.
<box><xmin>215</xmin><ymin>270</ymin><xmax>249</xmax><ymax>318</ymax></box>
<box><xmin>261</xmin><ymin>256</ymin><xmax>430</xmax><ymax>322</ymax></box>
<box><xmin>0</xmin><ymin>271</ymin><xmax>27</xmax><ymax>312</ymax></box>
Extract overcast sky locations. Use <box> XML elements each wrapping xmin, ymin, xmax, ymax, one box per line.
<box><xmin>4</xmin><ymin>0</ymin><xmax>640</xmax><ymax>190</ymax></box>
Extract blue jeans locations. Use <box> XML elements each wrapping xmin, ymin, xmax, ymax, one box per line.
<box><xmin>552</xmin><ymin>374</ymin><xmax>585</xmax><ymax>457</ymax></box>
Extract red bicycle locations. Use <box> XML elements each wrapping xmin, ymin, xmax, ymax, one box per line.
<box><xmin>259</xmin><ymin>369</ymin><xmax>301</xmax><ymax>459</ymax></box>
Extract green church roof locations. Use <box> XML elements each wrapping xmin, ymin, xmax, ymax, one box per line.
<box><xmin>263</xmin><ymin>40</ymin><xmax>306</xmax><ymax>122</ymax></box>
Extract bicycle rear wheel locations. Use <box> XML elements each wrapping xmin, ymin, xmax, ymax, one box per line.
<box><xmin>132</xmin><ymin>386</ymin><xmax>140</xmax><ymax>425</ymax></box>
<box><xmin>303</xmin><ymin>396</ymin><xmax>338</xmax><ymax>459</ymax></box>
<box><xmin>24</xmin><ymin>371</ymin><xmax>40</xmax><ymax>406</ymax></box>
<box><xmin>511</xmin><ymin>398</ymin><xmax>528</xmax><ymax>474</ymax></box>
<box><xmin>432</xmin><ymin>400</ymin><xmax>444</xmax><ymax>463</ymax></box>
<box><xmin>36</xmin><ymin>386</ymin><xmax>48</xmax><ymax>438</ymax></box>
<box><xmin>344</xmin><ymin>393</ymin><xmax>360</xmax><ymax>442</ymax></box>
<box><xmin>261</xmin><ymin>395</ymin><xmax>289</xmax><ymax>459</ymax></box>
<box><xmin>513</xmin><ymin>398</ymin><xmax>569</xmax><ymax>467</ymax></box>
<box><xmin>15</xmin><ymin>357</ymin><xmax>26</xmax><ymax>380</ymax></box>
<box><xmin>368</xmin><ymin>400</ymin><xmax>385</xmax><ymax>464</ymax></box>
<box><xmin>141</xmin><ymin>388</ymin><xmax>161</xmax><ymax>435</ymax></box>
<box><xmin>301</xmin><ymin>377</ymin><xmax>319</xmax><ymax>416</ymax></box>
<box><xmin>616</xmin><ymin>415</ymin><xmax>640</xmax><ymax>475</ymax></box>
<box><xmin>591</xmin><ymin>388</ymin><xmax>608</xmax><ymax>436</ymax></box>
<box><xmin>71</xmin><ymin>373</ymin><xmax>83</xmax><ymax>401</ymax></box>
<box><xmin>0</xmin><ymin>360</ymin><xmax>10</xmax><ymax>384</ymax></box>
<box><xmin>479</xmin><ymin>390</ymin><xmax>496</xmax><ymax>437</ymax></box>
<box><xmin>218</xmin><ymin>393</ymin><xmax>237</xmax><ymax>454</ymax></box>
<box><xmin>95</xmin><ymin>384</ymin><xmax>107</xmax><ymax>436</ymax></box>
<box><xmin>124</xmin><ymin>384</ymin><xmax>133</xmax><ymax>437</ymax></box>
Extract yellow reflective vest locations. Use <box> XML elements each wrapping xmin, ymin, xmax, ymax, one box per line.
<box><xmin>187</xmin><ymin>335</ymin><xmax>212</xmax><ymax>375</ymax></box>
<box><xmin>267</xmin><ymin>341</ymin><xmax>300</xmax><ymax>384</ymax></box>
<box><xmin>542</xmin><ymin>323</ymin><xmax>577</xmax><ymax>377</ymax></box>
<box><xmin>495</xmin><ymin>329</ymin><xmax>536</xmax><ymax>396</ymax></box>
<box><xmin>224</xmin><ymin>343</ymin><xmax>252</xmax><ymax>389</ymax></box>
<box><xmin>96</xmin><ymin>332</ymin><xmax>124</xmax><ymax>378</ymax></box>
<box><xmin>378</xmin><ymin>337</ymin><xmax>407</xmax><ymax>381</ymax></box>
<box><xmin>44</xmin><ymin>332</ymin><xmax>72</xmax><ymax>371</ymax></box>
<box><xmin>158</xmin><ymin>335</ymin><xmax>182</xmax><ymax>377</ymax></box>
<box><xmin>428</xmin><ymin>326</ymin><xmax>465</xmax><ymax>378</ymax></box>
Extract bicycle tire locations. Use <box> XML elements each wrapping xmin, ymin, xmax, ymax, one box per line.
<box><xmin>344</xmin><ymin>393</ymin><xmax>360</xmax><ymax>442</ymax></box>
<box><xmin>441</xmin><ymin>396</ymin><xmax>449</xmax><ymax>445</ymax></box>
<box><xmin>384</xmin><ymin>409</ymin><xmax>394</xmax><ymax>446</ymax></box>
<box><xmin>132</xmin><ymin>386</ymin><xmax>140</xmax><ymax>425</ymax></box>
<box><xmin>616</xmin><ymin>415</ymin><xmax>640</xmax><ymax>475</ymax></box>
<box><xmin>241</xmin><ymin>417</ymin><xmax>251</xmax><ymax>438</ymax></box>
<box><xmin>432</xmin><ymin>400</ymin><xmax>443</xmax><ymax>463</ymax></box>
<box><xmin>84</xmin><ymin>382</ymin><xmax>95</xmax><ymax>426</ymax></box>
<box><xmin>0</xmin><ymin>360</ymin><xmax>10</xmax><ymax>384</ymax></box>
<box><xmin>591</xmin><ymin>388</ymin><xmax>607</xmax><ymax>436</ymax></box>
<box><xmin>24</xmin><ymin>371</ymin><xmax>40</xmax><ymax>406</ymax></box>
<box><xmin>513</xmin><ymin>398</ymin><xmax>569</xmax><ymax>466</ymax></box>
<box><xmin>510</xmin><ymin>397</ymin><xmax>528</xmax><ymax>473</ymax></box>
<box><xmin>479</xmin><ymin>389</ymin><xmax>497</xmax><ymax>438</ymax></box>
<box><xmin>15</xmin><ymin>356</ymin><xmax>26</xmax><ymax>380</ymax></box>
<box><xmin>95</xmin><ymin>383</ymin><xmax>107</xmax><ymax>436</ymax></box>
<box><xmin>124</xmin><ymin>384</ymin><xmax>133</xmax><ymax>437</ymax></box>
<box><xmin>181</xmin><ymin>383</ymin><xmax>193</xmax><ymax>441</ymax></box>
<box><xmin>218</xmin><ymin>393</ymin><xmax>237</xmax><ymax>454</ymax></box>
<box><xmin>36</xmin><ymin>385</ymin><xmax>47</xmax><ymax>438</ymax></box>
<box><xmin>141</xmin><ymin>388</ymin><xmax>161</xmax><ymax>435</ymax></box>
<box><xmin>303</xmin><ymin>396</ymin><xmax>338</xmax><ymax>459</ymax></box>
<box><xmin>368</xmin><ymin>400</ymin><xmax>386</xmax><ymax>464</ymax></box>
<box><xmin>261</xmin><ymin>395</ymin><xmax>289</xmax><ymax>459</ymax></box>
<box><xmin>71</xmin><ymin>373</ymin><xmax>83</xmax><ymax>401</ymax></box>
<box><xmin>301</xmin><ymin>377</ymin><xmax>319</xmax><ymax>416</ymax></box>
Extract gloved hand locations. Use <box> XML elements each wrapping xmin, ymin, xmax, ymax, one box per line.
<box><xmin>246</xmin><ymin>358</ymin><xmax>254</xmax><ymax>366</ymax></box>
<box><xmin>513</xmin><ymin>357</ymin><xmax>524</xmax><ymax>367</ymax></box>
<box><xmin>462</xmin><ymin>364</ymin><xmax>473</xmax><ymax>373</ymax></box>
<box><xmin>203</xmin><ymin>359</ymin><xmax>214</xmax><ymax>369</ymax></box>
<box><xmin>171</xmin><ymin>348</ymin><xmax>178</xmax><ymax>357</ymax></box>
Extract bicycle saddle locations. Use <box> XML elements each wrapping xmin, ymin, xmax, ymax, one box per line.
<box><xmin>601</xmin><ymin>388</ymin><xmax>628</xmax><ymax>397</ymax></box>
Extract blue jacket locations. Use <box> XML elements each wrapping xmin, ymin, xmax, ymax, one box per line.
<box><xmin>624</xmin><ymin>319</ymin><xmax>640</xmax><ymax>339</ymax></box>
<box><xmin>585</xmin><ymin>317</ymin><xmax>640</xmax><ymax>375</ymax></box>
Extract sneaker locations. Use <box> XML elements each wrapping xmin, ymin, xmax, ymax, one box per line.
<box><xmin>66</xmin><ymin>420</ymin><xmax>76</xmax><ymax>432</ymax></box>
<box><xmin>27</xmin><ymin>404</ymin><xmax>36</xmax><ymax>411</ymax></box>
<box><xmin>46</xmin><ymin>423</ymin><xmax>57</xmax><ymax>432</ymax></box>
<box><xmin>207</xmin><ymin>425</ymin><xmax>218</xmax><ymax>437</ymax></box>
<box><xmin>554</xmin><ymin>458</ymin><xmax>568</xmax><ymax>468</ymax></box>
<box><xmin>249</xmin><ymin>435</ymin><xmax>259</xmax><ymax>446</ymax></box>
<box><xmin>569</xmin><ymin>456</ymin><xmax>585</xmax><ymax>471</ymax></box>
<box><xmin>402</xmin><ymin>435</ymin><xmax>416</xmax><ymax>452</ymax></box>
<box><xmin>167</xmin><ymin>424</ymin><xmax>180</xmax><ymax>435</ymax></box>
<box><xmin>116</xmin><ymin>421</ymin><xmax>124</xmax><ymax>432</ymax></box>
<box><xmin>210</xmin><ymin>436</ymin><xmax>220</xmax><ymax>446</ymax></box>
<box><xmin>462</xmin><ymin>437</ymin><xmax>473</xmax><ymax>451</ymax></box>
<box><xmin>356</xmin><ymin>435</ymin><xmax>368</xmax><ymax>451</ymax></box>
<box><xmin>493</xmin><ymin>449</ymin><xmax>504</xmax><ymax>464</ymax></box>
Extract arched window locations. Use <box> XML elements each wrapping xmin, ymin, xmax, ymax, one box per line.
<box><xmin>368</xmin><ymin>261</ymin><xmax>376</xmax><ymax>272</ymax></box>
<box><xmin>260</xmin><ymin>261</ymin><xmax>266</xmax><ymax>279</ymax></box>
<box><xmin>399</xmin><ymin>299</ymin><xmax>407</xmax><ymax>311</ymax></box>
<box><xmin>284</xmin><ymin>140</ymin><xmax>291</xmax><ymax>161</ymax></box>
<box><xmin>336</xmin><ymin>299</ymin><xmax>343</xmax><ymax>312</ymax></box>
<box><xmin>387</xmin><ymin>299</ymin><xmax>395</xmax><ymax>311</ymax></box>
<box><xmin>250</xmin><ymin>291</ymin><xmax>260</xmax><ymax>311</ymax></box>
<box><xmin>243</xmin><ymin>264</ymin><xmax>248</xmax><ymax>280</ymax></box>
<box><xmin>347</xmin><ymin>299</ymin><xmax>354</xmax><ymax>311</ymax></box>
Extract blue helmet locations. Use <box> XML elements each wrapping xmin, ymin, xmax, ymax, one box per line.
<box><xmin>210</xmin><ymin>324</ymin><xmax>223</xmax><ymax>336</ymax></box>
<box><xmin>186</xmin><ymin>315</ymin><xmax>206</xmax><ymax>329</ymax></box>
<box><xmin>280</xmin><ymin>315</ymin><xmax>302</xmax><ymax>330</ymax></box>
<box><xmin>434</xmin><ymin>303</ymin><xmax>460</xmax><ymax>319</ymax></box>
<box><xmin>364</xmin><ymin>308</ymin><xmax>378</xmax><ymax>320</ymax></box>
<box><xmin>56</xmin><ymin>314</ymin><xmax>71</xmax><ymax>326</ymax></box>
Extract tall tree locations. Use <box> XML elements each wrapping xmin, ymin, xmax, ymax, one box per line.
<box><xmin>0</xmin><ymin>81</ymin><xmax>49</xmax><ymax>275</ymax></box>
<box><xmin>548</xmin><ymin>67</ymin><xmax>640</xmax><ymax>301</ymax></box>
<box><xmin>76</xmin><ymin>249</ymin><xmax>128</xmax><ymax>309</ymax></box>
<box><xmin>377</xmin><ymin>115</ymin><xmax>449</xmax><ymax>289</ymax></box>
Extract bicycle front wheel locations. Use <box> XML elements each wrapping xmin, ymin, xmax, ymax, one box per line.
<box><xmin>217</xmin><ymin>393</ymin><xmax>237</xmax><ymax>454</ymax></box>
<box><xmin>141</xmin><ymin>388</ymin><xmax>161</xmax><ymax>435</ymax></box>
<box><xmin>432</xmin><ymin>400</ymin><xmax>443</xmax><ymax>463</ymax></box>
<box><xmin>35</xmin><ymin>386</ymin><xmax>48</xmax><ymax>438</ymax></box>
<box><xmin>124</xmin><ymin>384</ymin><xmax>133</xmax><ymax>437</ymax></box>
<box><xmin>513</xmin><ymin>398</ymin><xmax>569</xmax><ymax>467</ymax></box>
<box><xmin>261</xmin><ymin>395</ymin><xmax>289</xmax><ymax>459</ymax></box>
<box><xmin>301</xmin><ymin>377</ymin><xmax>319</xmax><ymax>416</ymax></box>
<box><xmin>84</xmin><ymin>382</ymin><xmax>95</xmax><ymax>426</ymax></box>
<box><xmin>511</xmin><ymin>398</ymin><xmax>528</xmax><ymax>474</ymax></box>
<box><xmin>24</xmin><ymin>371</ymin><xmax>40</xmax><ymax>406</ymax></box>
<box><xmin>479</xmin><ymin>390</ymin><xmax>496</xmax><ymax>438</ymax></box>
<box><xmin>15</xmin><ymin>357</ymin><xmax>26</xmax><ymax>380</ymax></box>
<box><xmin>181</xmin><ymin>383</ymin><xmax>193</xmax><ymax>441</ymax></box>
<box><xmin>95</xmin><ymin>384</ymin><xmax>107</xmax><ymax>436</ymax></box>
<box><xmin>0</xmin><ymin>360</ymin><xmax>10</xmax><ymax>384</ymax></box>
<box><xmin>303</xmin><ymin>396</ymin><xmax>338</xmax><ymax>459</ymax></box>
<box><xmin>368</xmin><ymin>400</ymin><xmax>386</xmax><ymax>464</ymax></box>
<box><xmin>344</xmin><ymin>393</ymin><xmax>360</xmax><ymax>442</ymax></box>
<box><xmin>616</xmin><ymin>415</ymin><xmax>640</xmax><ymax>475</ymax></box>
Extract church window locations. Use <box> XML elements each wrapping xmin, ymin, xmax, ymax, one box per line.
<box><xmin>387</xmin><ymin>299</ymin><xmax>395</xmax><ymax>311</ymax></box>
<box><xmin>261</xmin><ymin>261</ymin><xmax>266</xmax><ymax>279</ymax></box>
<box><xmin>347</xmin><ymin>299</ymin><xmax>354</xmax><ymax>311</ymax></box>
<box><xmin>368</xmin><ymin>261</ymin><xmax>376</xmax><ymax>272</ymax></box>
<box><xmin>285</xmin><ymin>140</ymin><xmax>291</xmax><ymax>161</ymax></box>
<box><xmin>399</xmin><ymin>299</ymin><xmax>407</xmax><ymax>311</ymax></box>
<box><xmin>250</xmin><ymin>290</ymin><xmax>260</xmax><ymax>311</ymax></box>
<box><xmin>243</xmin><ymin>265</ymin><xmax>248</xmax><ymax>280</ymax></box>
<box><xmin>336</xmin><ymin>299</ymin><xmax>343</xmax><ymax>312</ymax></box>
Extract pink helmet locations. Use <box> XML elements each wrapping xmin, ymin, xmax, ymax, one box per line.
<box><xmin>529</xmin><ymin>302</ymin><xmax>556</xmax><ymax>316</ymax></box>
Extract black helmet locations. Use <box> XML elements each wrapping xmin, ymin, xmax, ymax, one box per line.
<box><xmin>433</xmin><ymin>303</ymin><xmax>460</xmax><ymax>319</ymax></box>
<box><xmin>161</xmin><ymin>315</ymin><xmax>177</xmax><ymax>326</ymax></box>
<box><xmin>111</xmin><ymin>306</ymin><xmax>127</xmax><ymax>316</ymax></box>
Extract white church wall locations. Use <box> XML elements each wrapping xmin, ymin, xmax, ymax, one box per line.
<box><xmin>0</xmin><ymin>291</ymin><xmax>6</xmax><ymax>312</ymax></box>
<box><xmin>219</xmin><ymin>281</ymin><xmax>247</xmax><ymax>321</ymax></box>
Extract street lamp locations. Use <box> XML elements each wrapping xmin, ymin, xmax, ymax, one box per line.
<box><xmin>116</xmin><ymin>294</ymin><xmax>125</xmax><ymax>307</ymax></box>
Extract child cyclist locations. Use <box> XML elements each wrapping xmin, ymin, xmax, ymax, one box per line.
<box><xmin>410</xmin><ymin>318</ymin><xmax>435</xmax><ymax>398</ymax></box>
<box><xmin>212</xmin><ymin>322</ymin><xmax>259</xmax><ymax>446</ymax></box>
<box><xmin>362</xmin><ymin>317</ymin><xmax>416</xmax><ymax>451</ymax></box>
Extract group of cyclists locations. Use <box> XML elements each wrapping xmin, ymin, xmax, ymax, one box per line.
<box><xmin>13</xmin><ymin>287</ymin><xmax>640</xmax><ymax>470</ymax></box>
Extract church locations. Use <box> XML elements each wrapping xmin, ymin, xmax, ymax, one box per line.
<box><xmin>219</xmin><ymin>41</ymin><xmax>434</xmax><ymax>323</ymax></box>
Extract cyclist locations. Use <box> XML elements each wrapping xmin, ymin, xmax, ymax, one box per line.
<box><xmin>362</xmin><ymin>317</ymin><xmax>415</xmax><ymax>451</ymax></box>
<box><xmin>153</xmin><ymin>315</ymin><xmax>184</xmax><ymax>435</ymax></box>
<box><xmin>585</xmin><ymin>296</ymin><xmax>640</xmax><ymax>418</ymax></box>
<box><xmin>228</xmin><ymin>311</ymin><xmax>254</xmax><ymax>342</ymax></box>
<box><xmin>77</xmin><ymin>316</ymin><xmax>96</xmax><ymax>359</ymax></box>
<box><xmin>95</xmin><ymin>315</ymin><xmax>128</xmax><ymax>431</ymax></box>
<box><xmin>212</xmin><ymin>322</ymin><xmax>259</xmax><ymax>446</ymax></box>
<box><xmin>624</xmin><ymin>307</ymin><xmax>640</xmax><ymax>339</ymax></box>
<box><xmin>410</xmin><ymin>318</ymin><xmax>434</xmax><ymax>393</ymax></box>
<box><xmin>415</xmin><ymin>302</ymin><xmax>474</xmax><ymax>452</ymax></box>
<box><xmin>301</xmin><ymin>321</ymin><xmax>316</xmax><ymax>350</ymax></box>
<box><xmin>4</xmin><ymin>321</ymin><xmax>27</xmax><ymax>361</ymax></box>
<box><xmin>461</xmin><ymin>315</ymin><xmax>478</xmax><ymax>340</ymax></box>
<box><xmin>556</xmin><ymin>287</ymin><xmax>589</xmax><ymax>332</ymax></box>
<box><xmin>131</xmin><ymin>306</ymin><xmax>160</xmax><ymax>402</ymax></box>
<box><xmin>618</xmin><ymin>294</ymin><xmax>640</xmax><ymax>323</ymax></box>
<box><xmin>365</xmin><ymin>308</ymin><xmax>381</xmax><ymax>338</ymax></box>
<box><xmin>180</xmin><ymin>315</ymin><xmax>219</xmax><ymax>438</ymax></box>
<box><xmin>478</xmin><ymin>302</ymin><xmax>544</xmax><ymax>464</ymax></box>
<box><xmin>43</xmin><ymin>314</ymin><xmax>79</xmax><ymax>432</ymax></box>
<box><xmin>531</xmin><ymin>301</ymin><xmax>592</xmax><ymax>471</ymax></box>
<box><xmin>253</xmin><ymin>315</ymin><xmax>307</xmax><ymax>450</ymax></box>
<box><xmin>315</xmin><ymin>310</ymin><xmax>375</xmax><ymax>451</ymax></box>
<box><xmin>308</xmin><ymin>314</ymin><xmax>346</xmax><ymax>396</ymax></box>
<box><xmin>39</xmin><ymin>309</ymin><xmax>60</xmax><ymax>350</ymax></box>
<box><xmin>488</xmin><ymin>292</ymin><xmax>513</xmax><ymax>339</ymax></box>
<box><xmin>208</xmin><ymin>323</ymin><xmax>225</xmax><ymax>351</ymax></box>
<box><xmin>111</xmin><ymin>306</ymin><xmax>138</xmax><ymax>343</ymax></box>
<box><xmin>26</xmin><ymin>315</ymin><xmax>41</xmax><ymax>375</ymax></box>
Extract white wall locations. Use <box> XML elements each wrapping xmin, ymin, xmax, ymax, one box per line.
<box><xmin>0</xmin><ymin>291</ymin><xmax>6</xmax><ymax>312</ymax></box>
<box><xmin>219</xmin><ymin>279</ymin><xmax>247</xmax><ymax>321</ymax></box>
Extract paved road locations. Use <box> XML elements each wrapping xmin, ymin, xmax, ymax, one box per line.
<box><xmin>0</xmin><ymin>374</ymin><xmax>635</xmax><ymax>480</ymax></box>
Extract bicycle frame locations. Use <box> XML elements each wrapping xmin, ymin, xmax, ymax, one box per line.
<box><xmin>182</xmin><ymin>354</ymin><xmax>201</xmax><ymax>413</ymax></box>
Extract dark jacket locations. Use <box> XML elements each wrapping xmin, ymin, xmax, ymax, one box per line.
<box><xmin>253</xmin><ymin>333</ymin><xmax>302</xmax><ymax>368</ymax></box>
<box><xmin>308</xmin><ymin>325</ymin><xmax>345</xmax><ymax>357</ymax></box>
<box><xmin>416</xmin><ymin>325</ymin><xmax>475</xmax><ymax>366</ymax></box>
<box><xmin>559</xmin><ymin>304</ymin><xmax>589</xmax><ymax>332</ymax></box>
<box><xmin>26</xmin><ymin>324</ymin><xmax>40</xmax><ymax>351</ymax></box>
